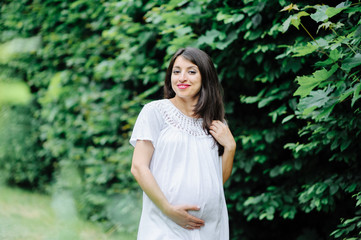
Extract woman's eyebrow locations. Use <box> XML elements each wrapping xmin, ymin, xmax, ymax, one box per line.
<box><xmin>173</xmin><ymin>65</ymin><xmax>198</xmax><ymax>69</ymax></box>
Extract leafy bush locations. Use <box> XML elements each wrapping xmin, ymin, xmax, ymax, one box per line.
<box><xmin>280</xmin><ymin>2</ymin><xmax>361</xmax><ymax>239</ymax></box>
<box><xmin>0</xmin><ymin>34</ymin><xmax>51</xmax><ymax>189</ymax></box>
<box><xmin>0</xmin><ymin>104</ymin><xmax>52</xmax><ymax>189</ymax></box>
<box><xmin>0</xmin><ymin>0</ymin><xmax>360</xmax><ymax>239</ymax></box>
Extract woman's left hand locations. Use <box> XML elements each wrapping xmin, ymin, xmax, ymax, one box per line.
<box><xmin>210</xmin><ymin>120</ymin><xmax>236</xmax><ymax>183</ymax></box>
<box><xmin>209</xmin><ymin>120</ymin><xmax>236</xmax><ymax>151</ymax></box>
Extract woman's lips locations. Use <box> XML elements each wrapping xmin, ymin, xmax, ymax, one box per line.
<box><xmin>177</xmin><ymin>84</ymin><xmax>190</xmax><ymax>89</ymax></box>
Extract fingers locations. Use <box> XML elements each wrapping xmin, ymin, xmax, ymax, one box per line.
<box><xmin>183</xmin><ymin>220</ymin><xmax>204</xmax><ymax>230</ymax></box>
<box><xmin>184</xmin><ymin>221</ymin><xmax>204</xmax><ymax>230</ymax></box>
<box><xmin>210</xmin><ymin>120</ymin><xmax>226</xmax><ymax>131</ymax></box>
<box><xmin>211</xmin><ymin>120</ymin><xmax>223</xmax><ymax>125</ymax></box>
<box><xmin>181</xmin><ymin>205</ymin><xmax>204</xmax><ymax>224</ymax></box>
<box><xmin>188</xmin><ymin>215</ymin><xmax>205</xmax><ymax>225</ymax></box>
<box><xmin>209</xmin><ymin>121</ymin><xmax>236</xmax><ymax>151</ymax></box>
<box><xmin>166</xmin><ymin>204</ymin><xmax>205</xmax><ymax>230</ymax></box>
<box><xmin>178</xmin><ymin>205</ymin><xmax>205</xmax><ymax>230</ymax></box>
<box><xmin>183</xmin><ymin>205</ymin><xmax>200</xmax><ymax>211</ymax></box>
<box><xmin>209</xmin><ymin>120</ymin><xmax>227</xmax><ymax>137</ymax></box>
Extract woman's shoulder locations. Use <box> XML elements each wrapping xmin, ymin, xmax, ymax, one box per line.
<box><xmin>139</xmin><ymin>99</ymin><xmax>173</xmax><ymax>121</ymax></box>
<box><xmin>142</xmin><ymin>99</ymin><xmax>169</xmax><ymax>114</ymax></box>
<box><xmin>144</xmin><ymin>99</ymin><xmax>168</xmax><ymax>108</ymax></box>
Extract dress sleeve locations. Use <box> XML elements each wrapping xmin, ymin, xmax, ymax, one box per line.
<box><xmin>129</xmin><ymin>102</ymin><xmax>164</xmax><ymax>148</ymax></box>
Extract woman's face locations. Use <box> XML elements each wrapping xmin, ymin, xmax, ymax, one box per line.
<box><xmin>171</xmin><ymin>56</ymin><xmax>202</xmax><ymax>101</ymax></box>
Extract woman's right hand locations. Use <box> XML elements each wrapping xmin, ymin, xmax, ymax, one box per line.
<box><xmin>163</xmin><ymin>205</ymin><xmax>205</xmax><ymax>230</ymax></box>
<box><xmin>132</xmin><ymin>140</ymin><xmax>204</xmax><ymax>230</ymax></box>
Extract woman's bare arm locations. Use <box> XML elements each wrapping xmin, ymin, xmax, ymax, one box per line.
<box><xmin>209</xmin><ymin>120</ymin><xmax>236</xmax><ymax>184</ymax></box>
<box><xmin>221</xmin><ymin>145</ymin><xmax>236</xmax><ymax>184</ymax></box>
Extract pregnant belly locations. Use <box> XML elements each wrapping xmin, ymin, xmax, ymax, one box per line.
<box><xmin>166</xmin><ymin>178</ymin><xmax>223</xmax><ymax>222</ymax></box>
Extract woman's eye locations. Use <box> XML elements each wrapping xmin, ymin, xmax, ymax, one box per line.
<box><xmin>172</xmin><ymin>70</ymin><xmax>180</xmax><ymax>74</ymax></box>
<box><xmin>189</xmin><ymin>71</ymin><xmax>196</xmax><ymax>74</ymax></box>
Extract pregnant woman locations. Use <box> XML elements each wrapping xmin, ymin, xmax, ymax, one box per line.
<box><xmin>130</xmin><ymin>47</ymin><xmax>236</xmax><ymax>240</ymax></box>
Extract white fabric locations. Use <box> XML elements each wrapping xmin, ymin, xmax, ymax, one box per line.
<box><xmin>130</xmin><ymin>99</ymin><xmax>229</xmax><ymax>240</ymax></box>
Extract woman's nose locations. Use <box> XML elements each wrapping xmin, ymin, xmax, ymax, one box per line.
<box><xmin>179</xmin><ymin>71</ymin><xmax>187</xmax><ymax>82</ymax></box>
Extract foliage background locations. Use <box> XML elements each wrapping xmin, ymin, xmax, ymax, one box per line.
<box><xmin>0</xmin><ymin>0</ymin><xmax>360</xmax><ymax>239</ymax></box>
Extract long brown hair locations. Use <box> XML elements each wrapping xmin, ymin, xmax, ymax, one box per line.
<box><xmin>164</xmin><ymin>47</ymin><xmax>225</xmax><ymax>156</ymax></box>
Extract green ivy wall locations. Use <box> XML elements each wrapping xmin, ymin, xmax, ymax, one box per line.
<box><xmin>0</xmin><ymin>0</ymin><xmax>360</xmax><ymax>239</ymax></box>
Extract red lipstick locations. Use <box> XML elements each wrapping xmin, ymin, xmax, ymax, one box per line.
<box><xmin>177</xmin><ymin>84</ymin><xmax>190</xmax><ymax>89</ymax></box>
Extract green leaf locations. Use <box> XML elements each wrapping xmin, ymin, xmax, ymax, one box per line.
<box><xmin>294</xmin><ymin>76</ymin><xmax>319</xmax><ymax>97</ymax></box>
<box><xmin>329</xmin><ymin>49</ymin><xmax>341</xmax><ymax>62</ymax></box>
<box><xmin>294</xmin><ymin>65</ymin><xmax>338</xmax><ymax>97</ymax></box>
<box><xmin>355</xmin><ymin>25</ymin><xmax>361</xmax><ymax>37</ymax></box>
<box><xmin>216</xmin><ymin>12</ymin><xmax>244</xmax><ymax>24</ymax></box>
<box><xmin>291</xmin><ymin>17</ymin><xmax>301</xmax><ymax>30</ymax></box>
<box><xmin>258</xmin><ymin>96</ymin><xmax>277</xmax><ymax>108</ymax></box>
<box><xmin>315</xmin><ymin>58</ymin><xmax>334</xmax><ymax>67</ymax></box>
<box><xmin>310</xmin><ymin>5</ymin><xmax>328</xmax><ymax>23</ymax></box>
<box><xmin>168</xmin><ymin>0</ymin><xmax>189</xmax><ymax>8</ymax></box>
<box><xmin>292</xmin><ymin>43</ymin><xmax>318</xmax><ymax>57</ymax></box>
<box><xmin>341</xmin><ymin>53</ymin><xmax>361</xmax><ymax>71</ymax></box>
<box><xmin>351</xmin><ymin>83</ymin><xmax>361</xmax><ymax>107</ymax></box>
<box><xmin>297</xmin><ymin>86</ymin><xmax>334</xmax><ymax>116</ymax></box>
<box><xmin>282</xmin><ymin>15</ymin><xmax>293</xmax><ymax>32</ymax></box>
<box><xmin>240</xmin><ymin>89</ymin><xmax>266</xmax><ymax>104</ymax></box>
<box><xmin>252</xmin><ymin>14</ymin><xmax>262</xmax><ymax>28</ymax></box>
<box><xmin>339</xmin><ymin>88</ymin><xmax>354</xmax><ymax>102</ymax></box>
<box><xmin>329</xmin><ymin>185</ymin><xmax>339</xmax><ymax>195</ymax></box>
<box><xmin>291</xmin><ymin>11</ymin><xmax>309</xmax><ymax>30</ymax></box>
<box><xmin>297</xmin><ymin>11</ymin><xmax>310</xmax><ymax>18</ymax></box>
<box><xmin>316</xmin><ymin>184</ymin><xmax>327</xmax><ymax>194</ymax></box>
<box><xmin>281</xmin><ymin>115</ymin><xmax>294</xmax><ymax>124</ymax></box>
<box><xmin>197</xmin><ymin>29</ymin><xmax>221</xmax><ymax>45</ymax></box>
<box><xmin>215</xmin><ymin>31</ymin><xmax>238</xmax><ymax>50</ymax></box>
<box><xmin>325</xmin><ymin>7</ymin><xmax>346</xmax><ymax>18</ymax></box>
<box><xmin>282</xmin><ymin>12</ymin><xmax>308</xmax><ymax>32</ymax></box>
<box><xmin>315</xmin><ymin>103</ymin><xmax>336</xmax><ymax>121</ymax></box>
<box><xmin>240</xmin><ymin>96</ymin><xmax>259</xmax><ymax>104</ymax></box>
<box><xmin>302</xmin><ymin>105</ymin><xmax>317</xmax><ymax>115</ymax></box>
<box><xmin>317</xmin><ymin>21</ymin><xmax>333</xmax><ymax>33</ymax></box>
<box><xmin>340</xmin><ymin>139</ymin><xmax>352</xmax><ymax>152</ymax></box>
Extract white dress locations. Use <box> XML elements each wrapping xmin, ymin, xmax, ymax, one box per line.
<box><xmin>130</xmin><ymin>99</ymin><xmax>229</xmax><ymax>240</ymax></box>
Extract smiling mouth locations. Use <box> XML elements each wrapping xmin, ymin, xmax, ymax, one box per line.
<box><xmin>177</xmin><ymin>84</ymin><xmax>190</xmax><ymax>89</ymax></box>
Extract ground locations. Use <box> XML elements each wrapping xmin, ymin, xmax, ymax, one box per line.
<box><xmin>0</xmin><ymin>185</ymin><xmax>137</xmax><ymax>240</ymax></box>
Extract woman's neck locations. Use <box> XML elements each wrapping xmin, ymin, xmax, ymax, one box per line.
<box><xmin>170</xmin><ymin>97</ymin><xmax>199</xmax><ymax>118</ymax></box>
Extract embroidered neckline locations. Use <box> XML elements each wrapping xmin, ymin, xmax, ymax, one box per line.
<box><xmin>154</xmin><ymin>99</ymin><xmax>208</xmax><ymax>137</ymax></box>
<box><xmin>166</xmin><ymin>99</ymin><xmax>202</xmax><ymax>121</ymax></box>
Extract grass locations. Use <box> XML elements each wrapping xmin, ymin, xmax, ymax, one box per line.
<box><xmin>0</xmin><ymin>185</ymin><xmax>137</xmax><ymax>240</ymax></box>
